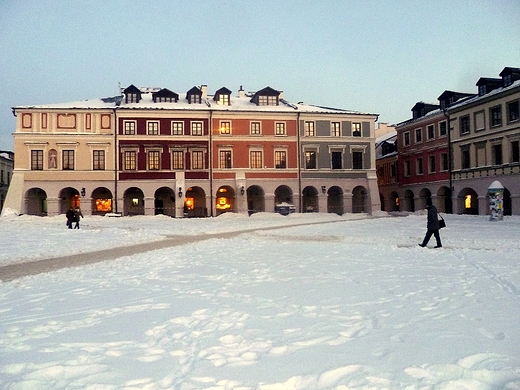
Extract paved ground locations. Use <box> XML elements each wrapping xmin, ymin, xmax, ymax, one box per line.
<box><xmin>0</xmin><ymin>219</ymin><xmax>347</xmax><ymax>282</ymax></box>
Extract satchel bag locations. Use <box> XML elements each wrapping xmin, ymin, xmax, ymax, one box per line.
<box><xmin>439</xmin><ymin>215</ymin><xmax>446</xmax><ymax>229</ymax></box>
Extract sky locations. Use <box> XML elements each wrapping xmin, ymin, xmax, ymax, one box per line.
<box><xmin>1</xmin><ymin>0</ymin><xmax>520</xmax><ymax>151</ymax></box>
<box><xmin>1</xmin><ymin>212</ymin><xmax>520</xmax><ymax>388</ymax></box>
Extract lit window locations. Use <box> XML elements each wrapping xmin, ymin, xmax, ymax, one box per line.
<box><xmin>250</xmin><ymin>151</ymin><xmax>263</xmax><ymax>168</ymax></box>
<box><xmin>275</xmin><ymin>151</ymin><xmax>286</xmax><ymax>168</ymax></box>
<box><xmin>218</xmin><ymin>94</ymin><xmax>229</xmax><ymax>105</ymax></box>
<box><xmin>191</xmin><ymin>122</ymin><xmax>203</xmax><ymax>136</ymax></box>
<box><xmin>220</xmin><ymin>121</ymin><xmax>231</xmax><ymax>135</ymax></box>
<box><xmin>192</xmin><ymin>151</ymin><xmax>204</xmax><ymax>169</ymax></box>
<box><xmin>172</xmin><ymin>121</ymin><xmax>184</xmax><ymax>135</ymax></box>
<box><xmin>124</xmin><ymin>121</ymin><xmax>136</xmax><ymax>135</ymax></box>
<box><xmin>331</xmin><ymin>122</ymin><xmax>340</xmax><ymax>136</ymax></box>
<box><xmin>219</xmin><ymin>150</ymin><xmax>232</xmax><ymax>169</ymax></box>
<box><xmin>250</xmin><ymin>122</ymin><xmax>261</xmax><ymax>135</ymax></box>
<box><xmin>147</xmin><ymin>121</ymin><xmax>159</xmax><ymax>135</ymax></box>
<box><xmin>258</xmin><ymin>95</ymin><xmax>277</xmax><ymax>106</ymax></box>
<box><xmin>171</xmin><ymin>150</ymin><xmax>184</xmax><ymax>169</ymax></box>
<box><xmin>465</xmin><ymin>195</ymin><xmax>472</xmax><ymax>209</ymax></box>
<box><xmin>275</xmin><ymin>122</ymin><xmax>286</xmax><ymax>135</ymax></box>
<box><xmin>95</xmin><ymin>198</ymin><xmax>112</xmax><ymax>212</ymax></box>
<box><xmin>124</xmin><ymin>151</ymin><xmax>137</xmax><ymax>170</ymax></box>
<box><xmin>305</xmin><ymin>121</ymin><xmax>315</xmax><ymax>136</ymax></box>
<box><xmin>148</xmin><ymin>151</ymin><xmax>160</xmax><ymax>170</ymax></box>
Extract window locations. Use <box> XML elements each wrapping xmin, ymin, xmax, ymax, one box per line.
<box><xmin>404</xmin><ymin>132</ymin><xmax>410</xmax><ymax>146</ymax></box>
<box><xmin>460</xmin><ymin>116</ymin><xmax>470</xmax><ymax>135</ymax></box>
<box><xmin>218</xmin><ymin>94</ymin><xmax>229</xmax><ymax>105</ymax></box>
<box><xmin>250</xmin><ymin>151</ymin><xmax>263</xmax><ymax>168</ymax></box>
<box><xmin>219</xmin><ymin>150</ymin><xmax>232</xmax><ymax>169</ymax></box>
<box><xmin>493</xmin><ymin>144</ymin><xmax>503</xmax><ymax>165</ymax></box>
<box><xmin>124</xmin><ymin>151</ymin><xmax>137</xmax><ymax>170</ymax></box>
<box><xmin>275</xmin><ymin>150</ymin><xmax>287</xmax><ymax>168</ymax></box>
<box><xmin>404</xmin><ymin>160</ymin><xmax>411</xmax><ymax>177</ymax></box>
<box><xmin>507</xmin><ymin>100</ymin><xmax>519</xmax><ymax>123</ymax></box>
<box><xmin>429</xmin><ymin>155</ymin><xmax>436</xmax><ymax>173</ymax></box>
<box><xmin>352</xmin><ymin>123</ymin><xmax>361</xmax><ymax>137</ymax></box>
<box><xmin>461</xmin><ymin>148</ymin><xmax>470</xmax><ymax>169</ymax></box>
<box><xmin>415</xmin><ymin>128</ymin><xmax>422</xmax><ymax>143</ymax></box>
<box><xmin>331</xmin><ymin>122</ymin><xmax>340</xmax><ymax>136</ymax></box>
<box><xmin>189</xmin><ymin>94</ymin><xmax>201</xmax><ymax>104</ymax></box>
<box><xmin>275</xmin><ymin>122</ymin><xmax>286</xmax><ymax>135</ymax></box>
<box><xmin>490</xmin><ymin>106</ymin><xmax>502</xmax><ymax>127</ymax></box>
<box><xmin>220</xmin><ymin>121</ymin><xmax>231</xmax><ymax>135</ymax></box>
<box><xmin>31</xmin><ymin>150</ymin><xmax>43</xmax><ymax>170</ymax></box>
<box><xmin>93</xmin><ymin>150</ymin><xmax>105</xmax><ymax>170</ymax></box>
<box><xmin>512</xmin><ymin>141</ymin><xmax>520</xmax><ymax>163</ymax></box>
<box><xmin>427</xmin><ymin>125</ymin><xmax>435</xmax><ymax>140</ymax></box>
<box><xmin>147</xmin><ymin>121</ymin><xmax>159</xmax><ymax>135</ymax></box>
<box><xmin>172</xmin><ymin>121</ymin><xmax>184</xmax><ymax>135</ymax></box>
<box><xmin>250</xmin><ymin>122</ymin><xmax>261</xmax><ymax>135</ymax></box>
<box><xmin>331</xmin><ymin>151</ymin><xmax>342</xmax><ymax>169</ymax></box>
<box><xmin>191</xmin><ymin>121</ymin><xmax>203</xmax><ymax>136</ymax></box>
<box><xmin>171</xmin><ymin>150</ymin><xmax>184</xmax><ymax>169</ymax></box>
<box><xmin>352</xmin><ymin>151</ymin><xmax>363</xmax><ymax>169</ymax></box>
<box><xmin>439</xmin><ymin>121</ymin><xmax>447</xmax><ymax>137</ymax></box>
<box><xmin>124</xmin><ymin>121</ymin><xmax>136</xmax><ymax>135</ymax></box>
<box><xmin>258</xmin><ymin>96</ymin><xmax>277</xmax><ymax>106</ymax></box>
<box><xmin>441</xmin><ymin>153</ymin><xmax>449</xmax><ymax>171</ymax></box>
<box><xmin>305</xmin><ymin>151</ymin><xmax>316</xmax><ymax>169</ymax></box>
<box><xmin>192</xmin><ymin>151</ymin><xmax>204</xmax><ymax>169</ymax></box>
<box><xmin>416</xmin><ymin>158</ymin><xmax>423</xmax><ymax>175</ymax></box>
<box><xmin>62</xmin><ymin>150</ymin><xmax>74</xmax><ymax>170</ymax></box>
<box><xmin>305</xmin><ymin>121</ymin><xmax>315</xmax><ymax>136</ymax></box>
<box><xmin>147</xmin><ymin>151</ymin><xmax>160</xmax><ymax>170</ymax></box>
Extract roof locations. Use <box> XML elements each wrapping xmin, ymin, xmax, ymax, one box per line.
<box><xmin>447</xmin><ymin>79</ymin><xmax>520</xmax><ymax>112</ymax></box>
<box><xmin>13</xmin><ymin>86</ymin><xmax>378</xmax><ymax>117</ymax></box>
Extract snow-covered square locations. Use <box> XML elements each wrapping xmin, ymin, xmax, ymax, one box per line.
<box><xmin>1</xmin><ymin>212</ymin><xmax>519</xmax><ymax>389</ymax></box>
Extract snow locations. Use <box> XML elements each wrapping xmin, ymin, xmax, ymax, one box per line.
<box><xmin>1</xmin><ymin>212</ymin><xmax>520</xmax><ymax>389</ymax></box>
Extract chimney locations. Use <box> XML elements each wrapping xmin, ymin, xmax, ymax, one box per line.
<box><xmin>238</xmin><ymin>85</ymin><xmax>245</xmax><ymax>98</ymax></box>
<box><xmin>200</xmin><ymin>84</ymin><xmax>208</xmax><ymax>98</ymax></box>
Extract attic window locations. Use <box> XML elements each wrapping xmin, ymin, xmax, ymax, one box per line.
<box><xmin>478</xmin><ymin>85</ymin><xmax>487</xmax><ymax>96</ymax></box>
<box><xmin>259</xmin><ymin>96</ymin><xmax>277</xmax><ymax>106</ymax></box>
<box><xmin>218</xmin><ymin>94</ymin><xmax>230</xmax><ymax>105</ymax></box>
<box><xmin>190</xmin><ymin>95</ymin><xmax>201</xmax><ymax>104</ymax></box>
<box><xmin>126</xmin><ymin>92</ymin><xmax>139</xmax><ymax>103</ymax></box>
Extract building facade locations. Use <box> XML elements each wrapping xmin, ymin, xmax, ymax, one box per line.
<box><xmin>375</xmin><ymin>123</ymin><xmax>399</xmax><ymax>212</ymax></box>
<box><xmin>448</xmin><ymin>67</ymin><xmax>520</xmax><ymax>215</ymax></box>
<box><xmin>0</xmin><ymin>151</ymin><xmax>14</xmax><ymax>213</ymax></box>
<box><xmin>4</xmin><ymin>85</ymin><xmax>381</xmax><ymax>217</ymax></box>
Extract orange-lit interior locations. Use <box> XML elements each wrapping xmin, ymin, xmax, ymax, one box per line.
<box><xmin>216</xmin><ymin>197</ymin><xmax>231</xmax><ymax>210</ymax></box>
<box><xmin>72</xmin><ymin>195</ymin><xmax>81</xmax><ymax>208</ymax></box>
<box><xmin>95</xmin><ymin>198</ymin><xmax>112</xmax><ymax>212</ymax></box>
<box><xmin>464</xmin><ymin>195</ymin><xmax>472</xmax><ymax>209</ymax></box>
<box><xmin>185</xmin><ymin>197</ymin><xmax>194</xmax><ymax>210</ymax></box>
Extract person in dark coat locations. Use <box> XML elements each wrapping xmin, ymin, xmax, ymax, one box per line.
<box><xmin>419</xmin><ymin>199</ymin><xmax>442</xmax><ymax>248</ymax></box>
<box><xmin>73</xmin><ymin>206</ymin><xmax>84</xmax><ymax>229</ymax></box>
<box><xmin>66</xmin><ymin>207</ymin><xmax>75</xmax><ymax>229</ymax></box>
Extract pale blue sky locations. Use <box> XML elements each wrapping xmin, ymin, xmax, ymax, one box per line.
<box><xmin>1</xmin><ymin>0</ymin><xmax>519</xmax><ymax>150</ymax></box>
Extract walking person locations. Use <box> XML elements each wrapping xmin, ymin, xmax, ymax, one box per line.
<box><xmin>73</xmin><ymin>206</ymin><xmax>84</xmax><ymax>229</ymax></box>
<box><xmin>419</xmin><ymin>199</ymin><xmax>442</xmax><ymax>248</ymax></box>
<box><xmin>66</xmin><ymin>207</ymin><xmax>75</xmax><ymax>229</ymax></box>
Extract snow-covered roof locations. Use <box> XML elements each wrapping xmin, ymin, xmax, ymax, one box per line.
<box><xmin>447</xmin><ymin>79</ymin><xmax>520</xmax><ymax>111</ymax></box>
<box><xmin>13</xmin><ymin>87</ymin><xmax>378</xmax><ymax>117</ymax></box>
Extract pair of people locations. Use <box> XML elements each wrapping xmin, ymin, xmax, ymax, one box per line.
<box><xmin>66</xmin><ymin>206</ymin><xmax>83</xmax><ymax>229</ymax></box>
<box><xmin>419</xmin><ymin>200</ymin><xmax>443</xmax><ymax>248</ymax></box>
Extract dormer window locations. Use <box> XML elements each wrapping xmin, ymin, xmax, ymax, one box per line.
<box><xmin>186</xmin><ymin>86</ymin><xmax>202</xmax><ymax>104</ymax></box>
<box><xmin>250</xmin><ymin>86</ymin><xmax>280</xmax><ymax>106</ymax></box>
<box><xmin>152</xmin><ymin>88</ymin><xmax>179</xmax><ymax>103</ymax></box>
<box><xmin>499</xmin><ymin>67</ymin><xmax>520</xmax><ymax>87</ymax></box>
<box><xmin>123</xmin><ymin>84</ymin><xmax>142</xmax><ymax>104</ymax></box>
<box><xmin>214</xmin><ymin>87</ymin><xmax>231</xmax><ymax>106</ymax></box>
<box><xmin>478</xmin><ymin>84</ymin><xmax>487</xmax><ymax>96</ymax></box>
<box><xmin>476</xmin><ymin>78</ymin><xmax>502</xmax><ymax>96</ymax></box>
